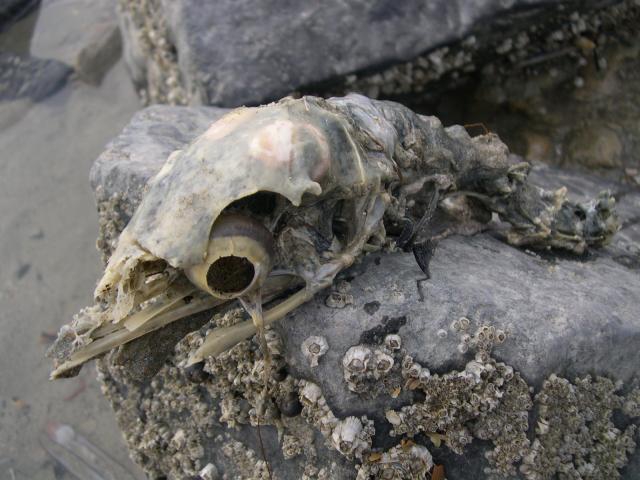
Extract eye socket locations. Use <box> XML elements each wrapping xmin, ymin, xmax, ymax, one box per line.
<box><xmin>206</xmin><ymin>256</ymin><xmax>256</xmax><ymax>295</ymax></box>
<box><xmin>185</xmin><ymin>213</ymin><xmax>275</xmax><ymax>299</ymax></box>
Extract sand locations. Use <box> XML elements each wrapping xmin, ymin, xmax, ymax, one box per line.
<box><xmin>0</xmin><ymin>15</ymin><xmax>146</xmax><ymax>477</ymax></box>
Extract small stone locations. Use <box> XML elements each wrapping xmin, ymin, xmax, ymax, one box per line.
<box><xmin>31</xmin><ymin>0</ymin><xmax>121</xmax><ymax>84</ymax></box>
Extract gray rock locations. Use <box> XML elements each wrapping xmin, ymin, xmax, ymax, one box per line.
<box><xmin>91</xmin><ymin>105</ymin><xmax>227</xmax><ymax>201</ymax></box>
<box><xmin>89</xmin><ymin>104</ymin><xmax>640</xmax><ymax>478</ymax></box>
<box><xmin>0</xmin><ymin>51</ymin><xmax>71</xmax><ymax>101</ymax></box>
<box><xmin>284</xmin><ymin>232</ymin><xmax>640</xmax><ymax>400</ymax></box>
<box><xmin>30</xmin><ymin>0</ymin><xmax>121</xmax><ymax>84</ymax></box>
<box><xmin>117</xmin><ymin>0</ymin><xmax>621</xmax><ymax>107</ymax></box>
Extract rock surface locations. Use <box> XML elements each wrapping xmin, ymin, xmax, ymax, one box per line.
<box><xmin>115</xmin><ymin>0</ymin><xmax>640</xmax><ymax>182</ymax></box>
<box><xmin>89</xmin><ymin>104</ymin><xmax>640</xmax><ymax>479</ymax></box>
<box><xmin>117</xmin><ymin>0</ymin><xmax>623</xmax><ymax>107</ymax></box>
<box><xmin>30</xmin><ymin>0</ymin><xmax>121</xmax><ymax>83</ymax></box>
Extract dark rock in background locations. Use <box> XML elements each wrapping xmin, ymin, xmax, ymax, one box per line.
<box><xmin>116</xmin><ymin>0</ymin><xmax>619</xmax><ymax>107</ymax></box>
<box><xmin>0</xmin><ymin>51</ymin><xmax>71</xmax><ymax>101</ymax></box>
<box><xmin>422</xmin><ymin>3</ymin><xmax>640</xmax><ymax>184</ymax></box>
<box><xmin>116</xmin><ymin>0</ymin><xmax>640</xmax><ymax>181</ymax></box>
<box><xmin>0</xmin><ymin>0</ymin><xmax>38</xmax><ymax>31</ymax></box>
<box><xmin>90</xmin><ymin>104</ymin><xmax>640</xmax><ymax>478</ymax></box>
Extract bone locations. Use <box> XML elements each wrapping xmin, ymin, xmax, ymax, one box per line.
<box><xmin>124</xmin><ymin>283</ymin><xmax>196</xmax><ymax>332</ymax></box>
<box><xmin>239</xmin><ymin>289</ymin><xmax>272</xmax><ymax>406</ymax></box>
<box><xmin>50</xmin><ymin>296</ymin><xmax>221</xmax><ymax>379</ymax></box>
<box><xmin>185</xmin><ymin>213</ymin><xmax>275</xmax><ymax>299</ymax></box>
<box><xmin>187</xmin><ymin>286</ymin><xmax>314</xmax><ymax>365</ymax></box>
<box><xmin>51</xmin><ymin>274</ymin><xmax>302</xmax><ymax>378</ymax></box>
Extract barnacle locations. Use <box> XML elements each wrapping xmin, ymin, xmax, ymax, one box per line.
<box><xmin>49</xmin><ymin>94</ymin><xmax>618</xmax><ymax>381</ymax></box>
<box><xmin>198</xmin><ymin>463</ymin><xmax>219</xmax><ymax>480</ymax></box>
<box><xmin>343</xmin><ymin>346</ymin><xmax>372</xmax><ymax>374</ymax></box>
<box><xmin>300</xmin><ymin>381</ymin><xmax>324</xmax><ymax>408</ymax></box>
<box><xmin>342</xmin><ymin>343</ymin><xmax>403</xmax><ymax>397</ymax></box>
<box><xmin>383</xmin><ymin>334</ymin><xmax>402</xmax><ymax>351</ymax></box>
<box><xmin>297</xmin><ymin>379</ymin><xmax>375</xmax><ymax>463</ymax></box>
<box><xmin>373</xmin><ymin>350</ymin><xmax>394</xmax><ymax>377</ymax></box>
<box><xmin>331</xmin><ymin>416</ymin><xmax>373</xmax><ymax>460</ymax></box>
<box><xmin>302</xmin><ymin>336</ymin><xmax>329</xmax><ymax>367</ymax></box>
<box><xmin>281</xmin><ymin>434</ymin><xmax>304</xmax><ymax>460</ymax></box>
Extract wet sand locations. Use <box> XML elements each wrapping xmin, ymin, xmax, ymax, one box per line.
<box><xmin>0</xmin><ymin>31</ymin><xmax>146</xmax><ymax>479</ymax></box>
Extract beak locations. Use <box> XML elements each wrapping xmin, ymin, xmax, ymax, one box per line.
<box><xmin>49</xmin><ymin>279</ymin><xmax>220</xmax><ymax>379</ymax></box>
<box><xmin>49</xmin><ymin>272</ymin><xmax>300</xmax><ymax>379</ymax></box>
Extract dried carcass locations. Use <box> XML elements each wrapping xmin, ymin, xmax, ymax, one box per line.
<box><xmin>49</xmin><ymin>94</ymin><xmax>617</xmax><ymax>379</ymax></box>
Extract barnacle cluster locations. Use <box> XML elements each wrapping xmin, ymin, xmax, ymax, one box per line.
<box><xmin>520</xmin><ymin>375</ymin><xmax>638</xmax><ymax>479</ymax></box>
<box><xmin>341</xmin><ymin>334</ymin><xmax>402</xmax><ymax>396</ymax></box>
<box><xmin>299</xmin><ymin>380</ymin><xmax>374</xmax><ymax>461</ymax></box>
<box><xmin>383</xmin><ymin>323</ymin><xmax>532</xmax><ymax>476</ymax></box>
<box><xmin>623</xmin><ymin>387</ymin><xmax>640</xmax><ymax>418</ymax></box>
<box><xmin>450</xmin><ymin>317</ymin><xmax>507</xmax><ymax>355</ymax></box>
<box><xmin>321</xmin><ymin>1</ymin><xmax>638</xmax><ymax>108</ymax></box>
<box><xmin>475</xmin><ymin>370</ymin><xmax>532</xmax><ymax>477</ymax></box>
<box><xmin>302</xmin><ymin>463</ymin><xmax>341</xmax><ymax>480</ymax></box>
<box><xmin>355</xmin><ymin>441</ymin><xmax>433</xmax><ymax>480</ymax></box>
<box><xmin>95</xmin><ymin>307</ymin><xmax>305</xmax><ymax>479</ymax></box>
<box><xmin>94</xmin><ymin>186</ymin><xmax>138</xmax><ymax>263</ymax></box>
<box><xmin>388</xmin><ymin>353</ymin><xmax>531</xmax><ymax>475</ymax></box>
<box><xmin>325</xmin><ymin>280</ymin><xmax>355</xmax><ymax>309</ymax></box>
<box><xmin>282</xmin><ymin>434</ymin><xmax>304</xmax><ymax>460</ymax></box>
<box><xmin>118</xmin><ymin>0</ymin><xmax>188</xmax><ymax>105</ymax></box>
<box><xmin>220</xmin><ymin>436</ymin><xmax>271</xmax><ymax>479</ymax></box>
<box><xmin>97</xmin><ymin>359</ymin><xmax>215</xmax><ymax>478</ymax></box>
<box><xmin>175</xmin><ymin>308</ymin><xmax>292</xmax><ymax>429</ymax></box>
<box><xmin>95</xmin><ymin>309</ymin><xmax>640</xmax><ymax>479</ymax></box>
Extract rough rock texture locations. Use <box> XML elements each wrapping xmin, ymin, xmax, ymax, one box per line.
<box><xmin>116</xmin><ymin>0</ymin><xmax>622</xmax><ymax>107</ymax></box>
<box><xmin>30</xmin><ymin>0</ymin><xmax>121</xmax><ymax>83</ymax></box>
<box><xmin>0</xmin><ymin>51</ymin><xmax>71</xmax><ymax>101</ymax></box>
<box><xmin>88</xmin><ymin>104</ymin><xmax>640</xmax><ymax>479</ymax></box>
<box><xmin>416</xmin><ymin>1</ymin><xmax>640</xmax><ymax>182</ymax></box>
<box><xmin>116</xmin><ymin>0</ymin><xmax>640</xmax><ymax>183</ymax></box>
